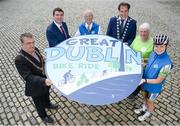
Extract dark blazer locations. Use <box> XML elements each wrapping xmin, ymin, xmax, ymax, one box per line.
<box><xmin>46</xmin><ymin>21</ymin><xmax>70</xmax><ymax>47</ymax></box>
<box><xmin>106</xmin><ymin>16</ymin><xmax>137</xmax><ymax>46</ymax></box>
<box><xmin>15</xmin><ymin>48</ymin><xmax>50</xmax><ymax>97</ymax></box>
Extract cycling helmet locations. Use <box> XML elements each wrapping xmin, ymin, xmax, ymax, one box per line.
<box><xmin>153</xmin><ymin>34</ymin><xmax>169</xmax><ymax>45</ymax></box>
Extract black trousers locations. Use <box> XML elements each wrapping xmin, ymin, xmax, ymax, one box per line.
<box><xmin>131</xmin><ymin>85</ymin><xmax>141</xmax><ymax>96</ymax></box>
<box><xmin>32</xmin><ymin>92</ymin><xmax>50</xmax><ymax>119</ymax></box>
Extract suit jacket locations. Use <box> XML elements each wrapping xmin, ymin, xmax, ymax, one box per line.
<box><xmin>15</xmin><ymin>48</ymin><xmax>50</xmax><ymax>97</ymax></box>
<box><xmin>46</xmin><ymin>21</ymin><xmax>70</xmax><ymax>47</ymax></box>
<box><xmin>106</xmin><ymin>16</ymin><xmax>137</xmax><ymax>46</ymax></box>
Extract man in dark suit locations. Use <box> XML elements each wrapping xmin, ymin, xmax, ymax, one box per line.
<box><xmin>46</xmin><ymin>7</ymin><xmax>70</xmax><ymax>47</ymax></box>
<box><xmin>106</xmin><ymin>2</ymin><xmax>137</xmax><ymax>46</ymax></box>
<box><xmin>15</xmin><ymin>33</ymin><xmax>58</xmax><ymax>124</ymax></box>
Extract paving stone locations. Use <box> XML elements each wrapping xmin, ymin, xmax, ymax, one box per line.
<box><xmin>0</xmin><ymin>113</ymin><xmax>6</xmax><ymax>119</ymax></box>
<box><xmin>68</xmin><ymin>113</ymin><xmax>75</xmax><ymax>120</ymax></box>
<box><xmin>96</xmin><ymin>119</ymin><xmax>104</xmax><ymax>125</ymax></box>
<box><xmin>89</xmin><ymin>113</ymin><xmax>98</xmax><ymax>121</ymax></box>
<box><xmin>2</xmin><ymin>118</ymin><xmax>9</xmax><ymax>125</ymax></box>
<box><xmin>166</xmin><ymin>121</ymin><xmax>174</xmax><ymax>125</ymax></box>
<box><xmin>55</xmin><ymin>112</ymin><xmax>61</xmax><ymax>120</ymax></box>
<box><xmin>0</xmin><ymin>107</ymin><xmax>3</xmax><ymax>114</ymax></box>
<box><xmin>112</xmin><ymin>113</ymin><xmax>121</xmax><ymax>121</ymax></box>
<box><xmin>100</xmin><ymin>109</ymin><xmax>107</xmax><ymax>116</ymax></box>
<box><xmin>111</xmin><ymin>108</ymin><xmax>120</xmax><ymax>115</ymax></box>
<box><xmin>155</xmin><ymin>109</ymin><xmax>164</xmax><ymax>116</ymax></box>
<box><xmin>32</xmin><ymin>111</ymin><xmax>38</xmax><ymax>118</ymax></box>
<box><xmin>119</xmin><ymin>114</ymin><xmax>128</xmax><ymax>122</ymax></box>
<box><xmin>88</xmin><ymin>120</ymin><xmax>97</xmax><ymax>125</ymax></box>
<box><xmin>172</xmin><ymin>121</ymin><xmax>180</xmax><ymax>125</ymax></box>
<box><xmin>81</xmin><ymin>118</ymin><xmax>89</xmax><ymax>125</ymax></box>
<box><xmin>127</xmin><ymin>114</ymin><xmax>135</xmax><ymax>121</ymax></box>
<box><xmin>58</xmin><ymin>118</ymin><xmax>68</xmax><ymax>125</ymax></box>
<box><xmin>24</xmin><ymin>121</ymin><xmax>31</xmax><ymax>125</ymax></box>
<box><xmin>83</xmin><ymin>112</ymin><xmax>90</xmax><ymax>119</ymax></box>
<box><xmin>106</xmin><ymin>121</ymin><xmax>113</xmax><ymax>125</ymax></box>
<box><xmin>14</xmin><ymin>112</ymin><xmax>20</xmax><ymax>121</ymax></box>
<box><xmin>36</xmin><ymin>117</ymin><xmax>42</xmax><ymax>124</ymax></box>
<box><xmin>163</xmin><ymin>115</ymin><xmax>173</xmax><ymax>122</ymax></box>
<box><xmin>99</xmin><ymin>115</ymin><xmax>107</xmax><ymax>123</ymax></box>
<box><xmin>106</xmin><ymin>115</ymin><xmax>115</xmax><ymax>123</ymax></box>
<box><xmin>126</xmin><ymin>109</ymin><xmax>134</xmax><ymax>115</ymax></box>
<box><xmin>61</xmin><ymin>113</ymin><xmax>68</xmax><ymax>120</ymax></box>
<box><xmin>1</xmin><ymin>97</ymin><xmax>6</xmax><ymax>102</ymax></box>
<box><xmin>64</xmin><ymin>107</ymin><xmax>70</xmax><ymax>114</ymax></box>
<box><xmin>4</xmin><ymin>107</ymin><xmax>10</xmax><ymax>113</ymax></box>
<box><xmin>169</xmin><ymin>113</ymin><xmax>179</xmax><ymax>121</ymax></box>
<box><xmin>3</xmin><ymin>102</ymin><xmax>8</xmax><ymax>108</ymax></box>
<box><xmin>29</xmin><ymin>117</ymin><xmax>37</xmax><ymax>125</ymax></box>
<box><xmin>9</xmin><ymin>118</ymin><xmax>16</xmax><ymax>125</ymax></box>
<box><xmin>105</xmin><ymin>108</ymin><xmax>114</xmax><ymax>115</ymax></box>
<box><xmin>7</xmin><ymin>112</ymin><xmax>13</xmax><ymax>119</ymax></box>
<box><xmin>66</xmin><ymin>118</ymin><xmax>74</xmax><ymax>125</ymax></box>
<box><xmin>21</xmin><ymin>113</ymin><xmax>27</xmax><ymax>121</ymax></box>
<box><xmin>94</xmin><ymin>111</ymin><xmax>100</xmax><ymax>117</ymax></box>
<box><xmin>69</xmin><ymin>106</ymin><xmax>77</xmax><ymax>114</ymax></box>
<box><xmin>20</xmin><ymin>101</ymin><xmax>26</xmax><ymax>107</ymax></box>
<box><xmin>26</xmin><ymin>111</ymin><xmax>32</xmax><ymax>118</ymax></box>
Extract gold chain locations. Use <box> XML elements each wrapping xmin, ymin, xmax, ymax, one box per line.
<box><xmin>20</xmin><ymin>50</ymin><xmax>45</xmax><ymax>75</ymax></box>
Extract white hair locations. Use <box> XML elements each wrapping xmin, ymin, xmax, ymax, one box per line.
<box><xmin>139</xmin><ymin>22</ymin><xmax>150</xmax><ymax>31</ymax></box>
<box><xmin>83</xmin><ymin>9</ymin><xmax>93</xmax><ymax>17</ymax></box>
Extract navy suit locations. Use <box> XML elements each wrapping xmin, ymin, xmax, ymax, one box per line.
<box><xmin>46</xmin><ymin>21</ymin><xmax>70</xmax><ymax>47</ymax></box>
<box><xmin>106</xmin><ymin>16</ymin><xmax>137</xmax><ymax>46</ymax></box>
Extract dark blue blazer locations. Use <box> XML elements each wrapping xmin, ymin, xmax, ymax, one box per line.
<box><xmin>106</xmin><ymin>16</ymin><xmax>137</xmax><ymax>45</ymax></box>
<box><xmin>46</xmin><ymin>21</ymin><xmax>70</xmax><ymax>47</ymax></box>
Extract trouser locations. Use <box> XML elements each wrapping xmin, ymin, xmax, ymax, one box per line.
<box><xmin>32</xmin><ymin>92</ymin><xmax>50</xmax><ymax>119</ymax></box>
<box><xmin>131</xmin><ymin>85</ymin><xmax>141</xmax><ymax>96</ymax></box>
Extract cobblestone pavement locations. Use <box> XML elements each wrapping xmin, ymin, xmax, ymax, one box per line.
<box><xmin>0</xmin><ymin>0</ymin><xmax>179</xmax><ymax>125</ymax></box>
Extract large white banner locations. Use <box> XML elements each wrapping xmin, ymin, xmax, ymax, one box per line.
<box><xmin>45</xmin><ymin>35</ymin><xmax>142</xmax><ymax>105</ymax></box>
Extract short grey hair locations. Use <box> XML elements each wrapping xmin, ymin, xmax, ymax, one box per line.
<box><xmin>83</xmin><ymin>9</ymin><xmax>93</xmax><ymax>17</ymax></box>
<box><xmin>139</xmin><ymin>22</ymin><xmax>150</xmax><ymax>31</ymax></box>
<box><xmin>20</xmin><ymin>33</ymin><xmax>33</xmax><ymax>43</ymax></box>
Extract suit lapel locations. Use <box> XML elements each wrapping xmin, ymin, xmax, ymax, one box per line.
<box><xmin>52</xmin><ymin>22</ymin><xmax>64</xmax><ymax>37</ymax></box>
<box><xmin>20</xmin><ymin>49</ymin><xmax>42</xmax><ymax>67</ymax></box>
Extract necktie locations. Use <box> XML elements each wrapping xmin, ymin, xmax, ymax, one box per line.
<box><xmin>87</xmin><ymin>25</ymin><xmax>90</xmax><ymax>32</ymax></box>
<box><xmin>60</xmin><ymin>25</ymin><xmax>67</xmax><ymax>38</ymax></box>
<box><xmin>120</xmin><ymin>19</ymin><xmax>124</xmax><ymax>35</ymax></box>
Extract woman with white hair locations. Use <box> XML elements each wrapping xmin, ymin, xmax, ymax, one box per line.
<box><xmin>74</xmin><ymin>9</ymin><xmax>102</xmax><ymax>36</ymax></box>
<box><xmin>131</xmin><ymin>22</ymin><xmax>153</xmax><ymax>65</ymax></box>
<box><xmin>128</xmin><ymin>22</ymin><xmax>154</xmax><ymax>99</ymax></box>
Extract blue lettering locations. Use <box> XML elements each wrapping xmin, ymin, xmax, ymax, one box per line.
<box><xmin>66</xmin><ymin>38</ymin><xmax>78</xmax><ymax>45</ymax></box>
<box><xmin>79</xmin><ymin>38</ymin><xmax>89</xmax><ymax>45</ymax></box>
<box><xmin>109</xmin><ymin>40</ymin><xmax>119</xmax><ymax>47</ymax></box>
<box><xmin>125</xmin><ymin>49</ymin><xmax>141</xmax><ymax>65</ymax></box>
<box><xmin>86</xmin><ymin>47</ymin><xmax>104</xmax><ymax>62</ymax></box>
<box><xmin>90</xmin><ymin>38</ymin><xmax>98</xmax><ymax>45</ymax></box>
<box><xmin>66</xmin><ymin>46</ymin><xmax>85</xmax><ymax>61</ymax></box>
<box><xmin>99</xmin><ymin>39</ymin><xmax>109</xmax><ymax>46</ymax></box>
<box><xmin>105</xmin><ymin>47</ymin><xmax>118</xmax><ymax>62</ymax></box>
<box><xmin>45</xmin><ymin>47</ymin><xmax>65</xmax><ymax>61</ymax></box>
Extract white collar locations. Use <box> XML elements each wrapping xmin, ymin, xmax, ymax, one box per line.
<box><xmin>85</xmin><ymin>22</ymin><xmax>93</xmax><ymax>29</ymax></box>
<box><xmin>54</xmin><ymin>21</ymin><xmax>62</xmax><ymax>28</ymax></box>
<box><xmin>118</xmin><ymin>16</ymin><xmax>128</xmax><ymax>21</ymax></box>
